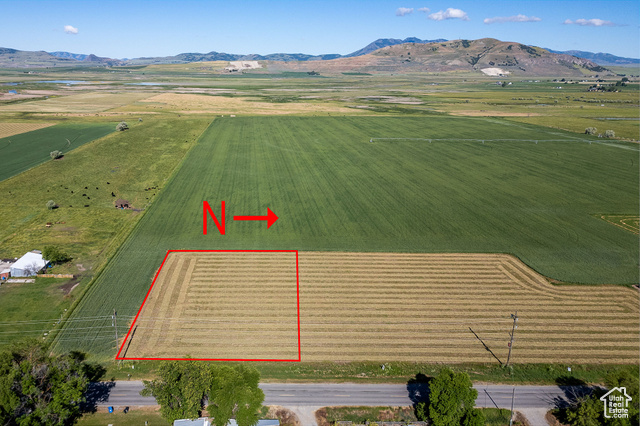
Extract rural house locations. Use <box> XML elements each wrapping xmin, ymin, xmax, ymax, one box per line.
<box><xmin>10</xmin><ymin>250</ymin><xmax>48</xmax><ymax>277</ymax></box>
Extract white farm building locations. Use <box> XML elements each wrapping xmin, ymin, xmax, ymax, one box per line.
<box><xmin>10</xmin><ymin>251</ymin><xmax>49</xmax><ymax>277</ymax></box>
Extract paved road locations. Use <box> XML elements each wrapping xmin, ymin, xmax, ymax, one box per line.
<box><xmin>91</xmin><ymin>381</ymin><xmax>588</xmax><ymax>410</ymax></box>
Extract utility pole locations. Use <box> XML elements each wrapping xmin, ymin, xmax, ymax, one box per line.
<box><xmin>509</xmin><ymin>386</ymin><xmax>515</xmax><ymax>426</ymax></box>
<box><xmin>505</xmin><ymin>311</ymin><xmax>518</xmax><ymax>368</ymax></box>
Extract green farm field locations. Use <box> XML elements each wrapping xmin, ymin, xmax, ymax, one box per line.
<box><xmin>52</xmin><ymin>115</ymin><xmax>639</xmax><ymax>359</ymax></box>
<box><xmin>0</xmin><ymin>122</ymin><xmax>114</xmax><ymax>181</ymax></box>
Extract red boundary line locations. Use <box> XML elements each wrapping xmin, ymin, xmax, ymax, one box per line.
<box><xmin>116</xmin><ymin>249</ymin><xmax>301</xmax><ymax>362</ymax></box>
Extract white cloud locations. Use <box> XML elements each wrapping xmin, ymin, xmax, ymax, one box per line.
<box><xmin>428</xmin><ymin>8</ymin><xmax>469</xmax><ymax>21</ymax></box>
<box><xmin>396</xmin><ymin>7</ymin><xmax>414</xmax><ymax>17</ymax></box>
<box><xmin>563</xmin><ymin>18</ymin><xmax>617</xmax><ymax>27</ymax></box>
<box><xmin>64</xmin><ymin>25</ymin><xmax>79</xmax><ymax>34</ymax></box>
<box><xmin>484</xmin><ymin>14</ymin><xmax>541</xmax><ymax>24</ymax></box>
<box><xmin>418</xmin><ymin>7</ymin><xmax>430</xmax><ymax>13</ymax></box>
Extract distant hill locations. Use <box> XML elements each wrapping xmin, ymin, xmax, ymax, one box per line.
<box><xmin>268</xmin><ymin>38</ymin><xmax>611</xmax><ymax>76</ymax></box>
<box><xmin>49</xmin><ymin>51</ymin><xmax>88</xmax><ymax>61</ymax></box>
<box><xmin>0</xmin><ymin>49</ymin><xmax>78</xmax><ymax>67</ymax></box>
<box><xmin>344</xmin><ymin>37</ymin><xmax>447</xmax><ymax>57</ymax></box>
<box><xmin>546</xmin><ymin>49</ymin><xmax>640</xmax><ymax>66</ymax></box>
<box><xmin>0</xmin><ymin>37</ymin><xmax>625</xmax><ymax>75</ymax></box>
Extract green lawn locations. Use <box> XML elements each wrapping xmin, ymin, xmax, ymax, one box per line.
<box><xmin>0</xmin><ymin>122</ymin><xmax>114</xmax><ymax>181</ymax></box>
<box><xmin>76</xmin><ymin>410</ymin><xmax>169</xmax><ymax>426</ymax></box>
<box><xmin>0</xmin><ymin>277</ymin><xmax>76</xmax><ymax>346</ymax></box>
<box><xmin>52</xmin><ymin>115</ymin><xmax>639</xmax><ymax>359</ymax></box>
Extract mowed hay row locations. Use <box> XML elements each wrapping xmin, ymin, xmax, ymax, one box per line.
<box><xmin>297</xmin><ymin>252</ymin><xmax>639</xmax><ymax>363</ymax></box>
<box><xmin>0</xmin><ymin>122</ymin><xmax>55</xmax><ymax>138</ymax></box>
<box><xmin>122</xmin><ymin>251</ymin><xmax>300</xmax><ymax>360</ymax></box>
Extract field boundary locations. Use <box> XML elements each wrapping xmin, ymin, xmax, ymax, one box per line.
<box><xmin>116</xmin><ymin>249</ymin><xmax>302</xmax><ymax>362</ymax></box>
<box><xmin>368</xmin><ymin>137</ymin><xmax>640</xmax><ymax>151</ymax></box>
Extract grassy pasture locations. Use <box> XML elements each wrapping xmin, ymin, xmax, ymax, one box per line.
<box><xmin>52</xmin><ymin>115</ymin><xmax>639</xmax><ymax>359</ymax></box>
<box><xmin>0</xmin><ymin>278</ymin><xmax>77</xmax><ymax>347</ymax></box>
<box><xmin>0</xmin><ymin>122</ymin><xmax>113</xmax><ymax>181</ymax></box>
<box><xmin>0</xmin><ymin>117</ymin><xmax>210</xmax><ymax>347</ymax></box>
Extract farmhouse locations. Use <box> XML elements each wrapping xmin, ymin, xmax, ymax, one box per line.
<box><xmin>10</xmin><ymin>250</ymin><xmax>48</xmax><ymax>277</ymax></box>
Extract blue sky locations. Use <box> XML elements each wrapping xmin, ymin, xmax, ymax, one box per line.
<box><xmin>1</xmin><ymin>0</ymin><xmax>638</xmax><ymax>58</ymax></box>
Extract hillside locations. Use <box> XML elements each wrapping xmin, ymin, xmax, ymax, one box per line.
<box><xmin>0</xmin><ymin>48</ymin><xmax>77</xmax><ymax>67</ymax></box>
<box><xmin>546</xmin><ymin>49</ymin><xmax>640</xmax><ymax>66</ymax></box>
<box><xmin>343</xmin><ymin>37</ymin><xmax>447</xmax><ymax>57</ymax></box>
<box><xmin>267</xmin><ymin>38</ymin><xmax>611</xmax><ymax>76</ymax></box>
<box><xmin>0</xmin><ymin>38</ymin><xmax>615</xmax><ymax>75</ymax></box>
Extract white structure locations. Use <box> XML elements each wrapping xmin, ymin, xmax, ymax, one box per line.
<box><xmin>225</xmin><ymin>61</ymin><xmax>262</xmax><ymax>72</ymax></box>
<box><xmin>10</xmin><ymin>251</ymin><xmax>48</xmax><ymax>277</ymax></box>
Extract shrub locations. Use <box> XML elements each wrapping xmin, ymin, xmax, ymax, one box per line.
<box><xmin>46</xmin><ymin>200</ymin><xmax>57</xmax><ymax>210</ymax></box>
<box><xmin>116</xmin><ymin>121</ymin><xmax>129</xmax><ymax>131</ymax></box>
<box><xmin>604</xmin><ymin>130</ymin><xmax>615</xmax><ymax>138</ymax></box>
<box><xmin>43</xmin><ymin>246</ymin><xmax>71</xmax><ymax>264</ymax></box>
<box><xmin>50</xmin><ymin>150</ymin><xmax>63</xmax><ymax>159</ymax></box>
<box><xmin>584</xmin><ymin>127</ymin><xmax>597</xmax><ymax>135</ymax></box>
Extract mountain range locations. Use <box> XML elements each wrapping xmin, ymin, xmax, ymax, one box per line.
<box><xmin>0</xmin><ymin>37</ymin><xmax>636</xmax><ymax>74</ymax></box>
<box><xmin>47</xmin><ymin>37</ymin><xmax>640</xmax><ymax>67</ymax></box>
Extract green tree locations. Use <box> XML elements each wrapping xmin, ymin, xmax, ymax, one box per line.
<box><xmin>604</xmin><ymin>130</ymin><xmax>615</xmax><ymax>138</ymax></box>
<box><xmin>0</xmin><ymin>340</ymin><xmax>89</xmax><ymax>426</ymax></box>
<box><xmin>141</xmin><ymin>362</ymin><xmax>264</xmax><ymax>426</ymax></box>
<box><xmin>116</xmin><ymin>121</ymin><xmax>129</xmax><ymax>131</ymax></box>
<box><xmin>208</xmin><ymin>364</ymin><xmax>264</xmax><ymax>426</ymax></box>
<box><xmin>141</xmin><ymin>361</ymin><xmax>209</xmax><ymax>423</ymax></box>
<box><xmin>42</xmin><ymin>246</ymin><xmax>71</xmax><ymax>264</ymax></box>
<box><xmin>428</xmin><ymin>369</ymin><xmax>477</xmax><ymax>426</ymax></box>
<box><xmin>46</xmin><ymin>200</ymin><xmax>56</xmax><ymax>210</ymax></box>
<box><xmin>565</xmin><ymin>394</ymin><xmax>603</xmax><ymax>426</ymax></box>
<box><xmin>462</xmin><ymin>408</ymin><xmax>486</xmax><ymax>426</ymax></box>
<box><xmin>585</xmin><ymin>127</ymin><xmax>597</xmax><ymax>135</ymax></box>
<box><xmin>50</xmin><ymin>150</ymin><xmax>63</xmax><ymax>160</ymax></box>
<box><xmin>604</xmin><ymin>370</ymin><xmax>639</xmax><ymax>426</ymax></box>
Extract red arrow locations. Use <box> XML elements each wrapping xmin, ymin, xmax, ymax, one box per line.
<box><xmin>233</xmin><ymin>208</ymin><xmax>279</xmax><ymax>228</ymax></box>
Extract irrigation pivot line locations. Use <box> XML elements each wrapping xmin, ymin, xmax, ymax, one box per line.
<box><xmin>369</xmin><ymin>137</ymin><xmax>596</xmax><ymax>144</ymax></box>
<box><xmin>368</xmin><ymin>137</ymin><xmax>640</xmax><ymax>151</ymax></box>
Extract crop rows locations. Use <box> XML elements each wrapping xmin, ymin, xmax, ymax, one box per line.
<box><xmin>121</xmin><ymin>251</ymin><xmax>299</xmax><ymax>360</ymax></box>
<box><xmin>123</xmin><ymin>251</ymin><xmax>638</xmax><ymax>363</ymax></box>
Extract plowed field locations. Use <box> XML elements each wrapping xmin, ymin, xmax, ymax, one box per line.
<box><xmin>122</xmin><ymin>252</ymin><xmax>639</xmax><ymax>364</ymax></box>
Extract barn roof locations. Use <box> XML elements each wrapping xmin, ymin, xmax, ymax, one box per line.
<box><xmin>11</xmin><ymin>252</ymin><xmax>47</xmax><ymax>271</ymax></box>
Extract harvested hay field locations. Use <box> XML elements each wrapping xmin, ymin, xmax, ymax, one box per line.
<box><xmin>0</xmin><ymin>122</ymin><xmax>55</xmax><ymax>138</ymax></box>
<box><xmin>129</xmin><ymin>93</ymin><xmax>360</xmax><ymax>115</ymax></box>
<box><xmin>120</xmin><ymin>251</ymin><xmax>300</xmax><ymax>360</ymax></box>
<box><xmin>0</xmin><ymin>92</ymin><xmax>150</xmax><ymax>113</ymax></box>
<box><xmin>121</xmin><ymin>252</ymin><xmax>638</xmax><ymax>364</ymax></box>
